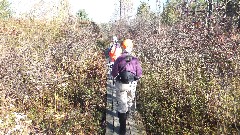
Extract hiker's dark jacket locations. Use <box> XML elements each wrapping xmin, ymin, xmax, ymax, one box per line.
<box><xmin>111</xmin><ymin>52</ymin><xmax>142</xmax><ymax>79</ymax></box>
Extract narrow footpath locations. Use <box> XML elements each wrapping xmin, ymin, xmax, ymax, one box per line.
<box><xmin>105</xmin><ymin>79</ymin><xmax>147</xmax><ymax>135</ymax></box>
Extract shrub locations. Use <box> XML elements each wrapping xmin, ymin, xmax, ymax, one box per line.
<box><xmin>134</xmin><ymin>22</ymin><xmax>240</xmax><ymax>134</ymax></box>
<box><xmin>111</xmin><ymin>6</ymin><xmax>240</xmax><ymax>133</ymax></box>
<box><xmin>0</xmin><ymin>18</ymin><xmax>107</xmax><ymax>134</ymax></box>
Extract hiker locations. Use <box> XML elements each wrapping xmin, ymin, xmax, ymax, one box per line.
<box><xmin>111</xmin><ymin>39</ymin><xmax>142</xmax><ymax>135</ymax></box>
<box><xmin>107</xmin><ymin>36</ymin><xmax>122</xmax><ymax>80</ymax></box>
<box><xmin>109</xmin><ymin>36</ymin><xmax>122</xmax><ymax>62</ymax></box>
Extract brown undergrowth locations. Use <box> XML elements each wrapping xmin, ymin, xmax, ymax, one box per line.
<box><xmin>0</xmin><ymin>18</ymin><xmax>106</xmax><ymax>134</ymax></box>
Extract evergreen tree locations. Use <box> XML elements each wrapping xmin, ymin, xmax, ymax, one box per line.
<box><xmin>76</xmin><ymin>9</ymin><xmax>89</xmax><ymax>21</ymax></box>
<box><xmin>0</xmin><ymin>0</ymin><xmax>11</xmax><ymax>18</ymax></box>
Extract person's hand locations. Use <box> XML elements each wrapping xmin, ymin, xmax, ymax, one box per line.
<box><xmin>134</xmin><ymin>76</ymin><xmax>141</xmax><ymax>81</ymax></box>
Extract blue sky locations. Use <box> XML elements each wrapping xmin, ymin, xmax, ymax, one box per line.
<box><xmin>8</xmin><ymin>0</ymin><xmax>165</xmax><ymax>23</ymax></box>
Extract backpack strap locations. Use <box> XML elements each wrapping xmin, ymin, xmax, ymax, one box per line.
<box><xmin>119</xmin><ymin>55</ymin><xmax>132</xmax><ymax>73</ymax></box>
<box><xmin>116</xmin><ymin>55</ymin><xmax>137</xmax><ymax>83</ymax></box>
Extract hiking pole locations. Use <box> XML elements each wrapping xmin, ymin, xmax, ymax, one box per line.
<box><xmin>113</xmin><ymin>75</ymin><xmax>117</xmax><ymax>86</ymax></box>
<box><xmin>134</xmin><ymin>80</ymin><xmax>140</xmax><ymax>112</ymax></box>
<box><xmin>135</xmin><ymin>94</ymin><xmax>136</xmax><ymax>111</ymax></box>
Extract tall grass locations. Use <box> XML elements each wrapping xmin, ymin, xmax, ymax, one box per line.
<box><xmin>0</xmin><ymin>17</ymin><xmax>106</xmax><ymax>134</ymax></box>
<box><xmin>110</xmin><ymin>6</ymin><xmax>240</xmax><ymax>134</ymax></box>
<box><xmin>134</xmin><ymin>22</ymin><xmax>240</xmax><ymax>134</ymax></box>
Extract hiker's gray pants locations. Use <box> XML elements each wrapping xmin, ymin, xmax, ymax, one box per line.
<box><xmin>115</xmin><ymin>81</ymin><xmax>137</xmax><ymax>113</ymax></box>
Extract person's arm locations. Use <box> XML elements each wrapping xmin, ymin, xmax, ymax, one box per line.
<box><xmin>135</xmin><ymin>58</ymin><xmax>142</xmax><ymax>79</ymax></box>
<box><xmin>111</xmin><ymin>59</ymin><xmax>119</xmax><ymax>78</ymax></box>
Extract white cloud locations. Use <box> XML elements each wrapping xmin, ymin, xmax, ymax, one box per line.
<box><xmin>9</xmin><ymin>0</ymin><xmax>117</xmax><ymax>23</ymax></box>
<box><xmin>68</xmin><ymin>0</ymin><xmax>116</xmax><ymax>23</ymax></box>
<box><xmin>8</xmin><ymin>0</ymin><xmax>165</xmax><ymax>23</ymax></box>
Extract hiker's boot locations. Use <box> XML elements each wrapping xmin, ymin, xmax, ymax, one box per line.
<box><xmin>118</xmin><ymin>112</ymin><xmax>127</xmax><ymax>135</ymax></box>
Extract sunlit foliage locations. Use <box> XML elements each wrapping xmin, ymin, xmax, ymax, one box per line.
<box><xmin>0</xmin><ymin>15</ymin><xmax>106</xmax><ymax>135</ymax></box>
<box><xmin>111</xmin><ymin>1</ymin><xmax>240</xmax><ymax>134</ymax></box>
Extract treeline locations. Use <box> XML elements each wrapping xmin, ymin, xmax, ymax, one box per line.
<box><xmin>161</xmin><ymin>0</ymin><xmax>240</xmax><ymax>32</ymax></box>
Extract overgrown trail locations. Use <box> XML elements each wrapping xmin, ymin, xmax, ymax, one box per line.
<box><xmin>105</xmin><ymin>79</ymin><xmax>146</xmax><ymax>135</ymax></box>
